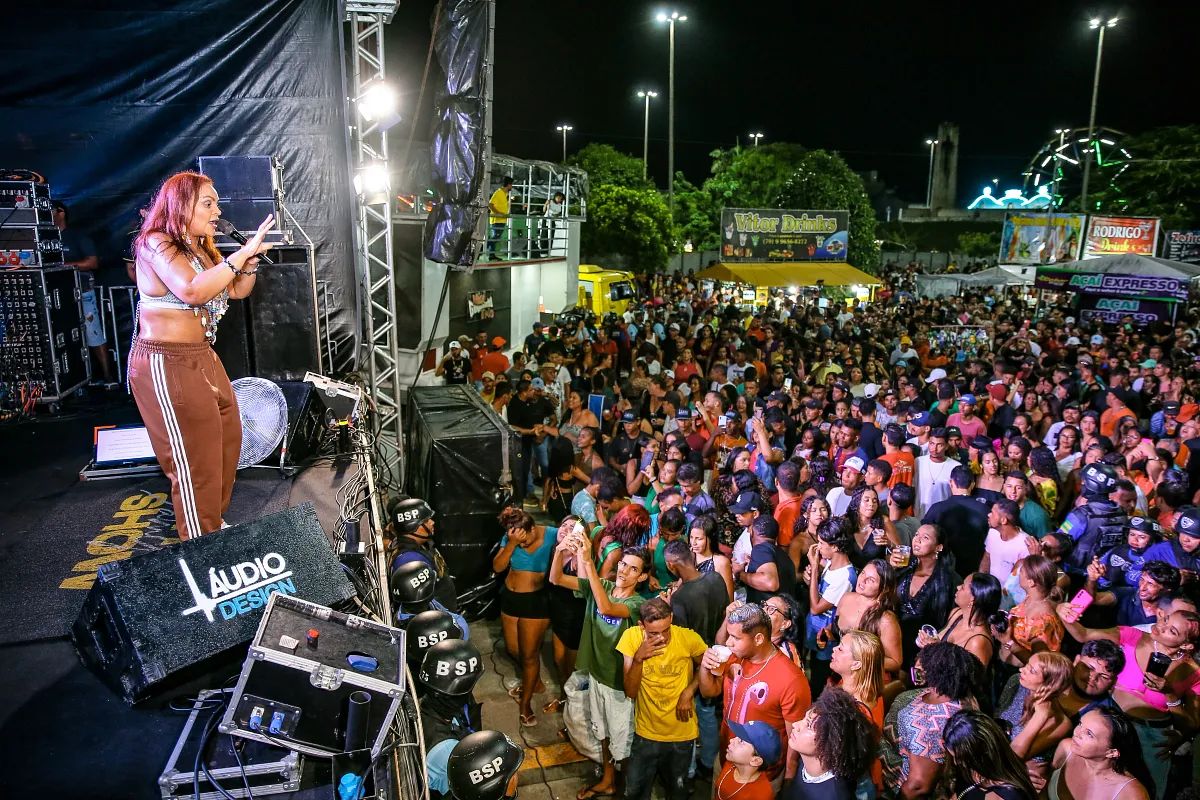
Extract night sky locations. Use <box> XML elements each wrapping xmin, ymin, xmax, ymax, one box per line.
<box><xmin>386</xmin><ymin>1</ymin><xmax>1198</xmax><ymax>205</ymax></box>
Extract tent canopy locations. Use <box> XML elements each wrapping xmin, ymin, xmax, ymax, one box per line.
<box><xmin>1032</xmin><ymin>254</ymin><xmax>1200</xmax><ymax>280</ymax></box>
<box><xmin>696</xmin><ymin>262</ymin><xmax>879</xmax><ymax>286</ymax></box>
<box><xmin>955</xmin><ymin>266</ymin><xmax>1035</xmax><ymax>287</ymax></box>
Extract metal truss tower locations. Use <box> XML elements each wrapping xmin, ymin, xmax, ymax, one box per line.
<box><xmin>346</xmin><ymin>1</ymin><xmax>403</xmax><ymax>479</ymax></box>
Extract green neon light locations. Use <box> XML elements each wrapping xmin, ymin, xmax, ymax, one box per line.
<box><xmin>1094</xmin><ymin>141</ymin><xmax>1103</xmax><ymax>166</ymax></box>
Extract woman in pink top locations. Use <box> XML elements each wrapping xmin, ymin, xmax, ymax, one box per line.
<box><xmin>1055</xmin><ymin>604</ymin><xmax>1200</xmax><ymax>800</ymax></box>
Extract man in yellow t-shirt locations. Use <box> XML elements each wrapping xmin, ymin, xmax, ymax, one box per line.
<box><xmin>617</xmin><ymin>597</ymin><xmax>707</xmax><ymax>800</ymax></box>
<box><xmin>487</xmin><ymin>176</ymin><xmax>513</xmax><ymax>259</ymax></box>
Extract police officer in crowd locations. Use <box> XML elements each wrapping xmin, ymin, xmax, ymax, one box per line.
<box><xmin>447</xmin><ymin>731</ymin><xmax>523</xmax><ymax>800</ymax></box>
<box><xmin>1058</xmin><ymin>463</ymin><xmax>1129</xmax><ymax>575</ymax></box>
<box><xmin>389</xmin><ymin>496</ymin><xmax>460</xmax><ymax>612</ymax></box>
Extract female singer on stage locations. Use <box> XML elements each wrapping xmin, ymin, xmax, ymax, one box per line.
<box><xmin>127</xmin><ymin>171</ymin><xmax>274</xmax><ymax>540</ymax></box>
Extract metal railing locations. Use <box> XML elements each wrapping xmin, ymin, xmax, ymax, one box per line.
<box><xmin>483</xmin><ymin>214</ymin><xmax>574</xmax><ymax>262</ymax></box>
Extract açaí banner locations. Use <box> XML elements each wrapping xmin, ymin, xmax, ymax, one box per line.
<box><xmin>1165</xmin><ymin>230</ymin><xmax>1200</xmax><ymax>264</ymax></box>
<box><xmin>1078</xmin><ymin>295</ymin><xmax>1174</xmax><ymax>325</ymax></box>
<box><xmin>1033</xmin><ymin>267</ymin><xmax>1189</xmax><ymax>302</ymax></box>
<box><xmin>721</xmin><ymin>208</ymin><xmax>849</xmax><ymax>261</ymax></box>
<box><xmin>999</xmin><ymin>213</ymin><xmax>1086</xmax><ymax>265</ymax></box>
<box><xmin>1081</xmin><ymin>215</ymin><xmax>1160</xmax><ymax>259</ymax></box>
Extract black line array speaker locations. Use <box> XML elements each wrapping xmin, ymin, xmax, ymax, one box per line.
<box><xmin>70</xmin><ymin>503</ymin><xmax>354</xmax><ymax>704</ymax></box>
<box><xmin>211</xmin><ymin>245</ymin><xmax>320</xmax><ymax>382</ymax></box>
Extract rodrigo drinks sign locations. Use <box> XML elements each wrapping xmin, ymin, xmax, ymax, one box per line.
<box><xmin>1082</xmin><ymin>215</ymin><xmax>1160</xmax><ymax>259</ymax></box>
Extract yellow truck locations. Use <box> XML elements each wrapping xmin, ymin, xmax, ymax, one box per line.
<box><xmin>576</xmin><ymin>264</ymin><xmax>637</xmax><ymax>317</ymax></box>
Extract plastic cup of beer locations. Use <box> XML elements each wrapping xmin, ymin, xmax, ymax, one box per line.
<box><xmin>893</xmin><ymin>545</ymin><xmax>912</xmax><ymax>567</ymax></box>
<box><xmin>710</xmin><ymin>645</ymin><xmax>733</xmax><ymax>676</ymax></box>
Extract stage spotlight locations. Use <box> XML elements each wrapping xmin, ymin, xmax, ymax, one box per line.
<box><xmin>357</xmin><ymin>82</ymin><xmax>402</xmax><ymax>130</ymax></box>
<box><xmin>353</xmin><ymin>163</ymin><xmax>391</xmax><ymax>203</ymax></box>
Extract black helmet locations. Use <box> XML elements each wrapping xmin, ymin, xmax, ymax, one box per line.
<box><xmin>1080</xmin><ymin>463</ymin><xmax>1118</xmax><ymax>497</ymax></box>
<box><xmin>390</xmin><ymin>559</ymin><xmax>437</xmax><ymax>604</ymax></box>
<box><xmin>403</xmin><ymin>610</ymin><xmax>463</xmax><ymax>666</ymax></box>
<box><xmin>447</xmin><ymin>730</ymin><xmax>523</xmax><ymax>800</ymax></box>
<box><xmin>418</xmin><ymin>639</ymin><xmax>484</xmax><ymax>697</ymax></box>
<box><xmin>393</xmin><ymin>497</ymin><xmax>434</xmax><ymax>533</ymax></box>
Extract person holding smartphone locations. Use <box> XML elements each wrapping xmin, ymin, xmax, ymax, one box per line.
<box><xmin>1055</xmin><ymin>602</ymin><xmax>1200</xmax><ymax>799</ymax></box>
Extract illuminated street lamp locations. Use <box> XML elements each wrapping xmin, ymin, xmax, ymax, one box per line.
<box><xmin>637</xmin><ymin>90</ymin><xmax>658</xmax><ymax>180</ymax></box>
<box><xmin>925</xmin><ymin>138</ymin><xmax>939</xmax><ymax>208</ymax></box>
<box><xmin>556</xmin><ymin>124</ymin><xmax>573</xmax><ymax>163</ymax></box>
<box><xmin>655</xmin><ymin>10</ymin><xmax>687</xmax><ymax>214</ymax></box>
<box><xmin>1080</xmin><ymin>16</ymin><xmax>1119</xmax><ymax>211</ymax></box>
<box><xmin>749</xmin><ymin>132</ymin><xmax>764</xmax><ymax>147</ymax></box>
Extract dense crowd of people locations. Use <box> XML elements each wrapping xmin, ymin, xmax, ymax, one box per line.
<box><xmin>449</xmin><ymin>264</ymin><xmax>1200</xmax><ymax>800</ymax></box>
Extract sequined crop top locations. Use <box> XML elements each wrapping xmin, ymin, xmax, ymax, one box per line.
<box><xmin>136</xmin><ymin>255</ymin><xmax>229</xmax><ymax>344</ymax></box>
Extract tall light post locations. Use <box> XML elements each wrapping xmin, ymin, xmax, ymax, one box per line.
<box><xmin>924</xmin><ymin>138</ymin><xmax>939</xmax><ymax>208</ymax></box>
<box><xmin>1053</xmin><ymin>127</ymin><xmax>1069</xmax><ymax>207</ymax></box>
<box><xmin>749</xmin><ymin>132</ymin><xmax>764</xmax><ymax>147</ymax></box>
<box><xmin>656</xmin><ymin>10</ymin><xmax>687</xmax><ymax>215</ymax></box>
<box><xmin>556</xmin><ymin>124</ymin><xmax>573</xmax><ymax>163</ymax></box>
<box><xmin>1080</xmin><ymin>16</ymin><xmax>1118</xmax><ymax>212</ymax></box>
<box><xmin>637</xmin><ymin>90</ymin><xmax>658</xmax><ymax>180</ymax></box>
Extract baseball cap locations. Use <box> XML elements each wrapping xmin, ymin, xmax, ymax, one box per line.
<box><xmin>1066</xmin><ymin>336</ymin><xmax>1081</xmax><ymax>346</ymax></box>
<box><xmin>925</xmin><ymin>368</ymin><xmax>948</xmax><ymax>384</ymax></box>
<box><xmin>669</xmin><ymin>322</ymin><xmax>680</xmax><ymax>331</ymax></box>
<box><xmin>970</xmin><ymin>435</ymin><xmax>994</xmax><ymax>452</ymax></box>
<box><xmin>481</xmin><ymin>371</ymin><xmax>495</xmax><ymax>380</ymax></box>
<box><xmin>675</xmin><ymin>408</ymin><xmax>692</xmax><ymax>420</ymax></box>
<box><xmin>945</xmin><ymin>426</ymin><xmax>962</xmax><ymax>438</ymax></box>
<box><xmin>1065</xmin><ymin>316</ymin><xmax>1076</xmax><ymax>325</ymax></box>
<box><xmin>894</xmin><ymin>359</ymin><xmax>909</xmax><ymax>369</ymax></box>
<box><xmin>881</xmin><ymin>388</ymin><xmax>897</xmax><ymax>399</ymax></box>
<box><xmin>1141</xmin><ymin>359</ymin><xmax>1157</xmax><ymax>369</ymax></box>
<box><xmin>620</xmin><ymin>410</ymin><xmax>638</xmax><ymax>424</ymax></box>
<box><xmin>1064</xmin><ymin>400</ymin><xmax>1081</xmax><ymax>410</ymax></box>
<box><xmin>1164</xmin><ymin>400</ymin><xmax>1182</xmax><ymax>416</ymax></box>
<box><xmin>900</xmin><ymin>336</ymin><xmax>913</xmax><ymax>346</ymax></box>
<box><xmin>987</xmin><ymin>384</ymin><xmax>1009</xmax><ymax>402</ymax></box>
<box><xmin>729</xmin><ymin>491</ymin><xmax>766</xmax><ymax>515</ymax></box>
<box><xmin>1176</xmin><ymin>506</ymin><xmax>1200</xmax><ymax>539</ymax></box>
<box><xmin>804</xmin><ymin>398</ymin><xmax>822</xmax><ymax>410</ymax></box>
<box><xmin>726</xmin><ymin>719</ymin><xmax>782</xmax><ymax>767</ymax></box>
<box><xmin>959</xmin><ymin>393</ymin><xmax>976</xmax><ymax>405</ymax></box>
<box><xmin>910</xmin><ymin>411</ymin><xmax>931</xmax><ymax>427</ymax></box>
<box><xmin>448</xmin><ymin>340</ymin><xmax>462</xmax><ymax>350</ymax></box>
<box><xmin>491</xmin><ymin>336</ymin><xmax>507</xmax><ymax>347</ymax></box>
<box><xmin>663</xmin><ymin>369</ymin><xmax>675</xmax><ymax>379</ymax></box>
<box><xmin>843</xmin><ymin>456</ymin><xmax>866</xmax><ymax>474</ymax></box>
<box><xmin>864</xmin><ymin>383</ymin><xmax>880</xmax><ymax>399</ymax></box>
<box><xmin>1090</xmin><ymin>334</ymin><xmax>1104</xmax><ymax>346</ymax></box>
<box><xmin>834</xmin><ymin>381</ymin><xmax>850</xmax><ymax>392</ymax></box>
<box><xmin>530</xmin><ymin>377</ymin><xmax>546</xmax><ymax>391</ymax></box>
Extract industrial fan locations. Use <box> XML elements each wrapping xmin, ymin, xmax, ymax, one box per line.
<box><xmin>231</xmin><ymin>378</ymin><xmax>289</xmax><ymax>469</ymax></box>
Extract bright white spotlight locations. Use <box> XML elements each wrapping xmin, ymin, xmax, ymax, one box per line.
<box><xmin>1089</xmin><ymin>17</ymin><xmax>1102</xmax><ymax>28</ymax></box>
<box><xmin>354</xmin><ymin>163</ymin><xmax>390</xmax><ymax>198</ymax></box>
<box><xmin>656</xmin><ymin>12</ymin><xmax>667</xmax><ymax>21</ymax></box>
<box><xmin>358</xmin><ymin>82</ymin><xmax>402</xmax><ymax>130</ymax></box>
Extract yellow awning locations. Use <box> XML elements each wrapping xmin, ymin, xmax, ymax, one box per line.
<box><xmin>696</xmin><ymin>262</ymin><xmax>880</xmax><ymax>286</ymax></box>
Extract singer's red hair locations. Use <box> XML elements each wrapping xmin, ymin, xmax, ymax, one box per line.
<box><xmin>136</xmin><ymin>171</ymin><xmax>221</xmax><ymax>264</ymax></box>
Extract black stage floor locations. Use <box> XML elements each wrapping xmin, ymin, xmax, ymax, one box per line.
<box><xmin>0</xmin><ymin>394</ymin><xmax>358</xmax><ymax>798</ymax></box>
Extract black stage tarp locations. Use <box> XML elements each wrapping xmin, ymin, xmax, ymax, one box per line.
<box><xmin>0</xmin><ymin>0</ymin><xmax>359</xmax><ymax>371</ymax></box>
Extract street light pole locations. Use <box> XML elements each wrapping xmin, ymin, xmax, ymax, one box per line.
<box><xmin>1080</xmin><ymin>17</ymin><xmax>1118</xmax><ymax>212</ymax></box>
<box><xmin>657</xmin><ymin>11</ymin><xmax>686</xmax><ymax>216</ymax></box>
<box><xmin>556</xmin><ymin>124</ymin><xmax>573</xmax><ymax>163</ymax></box>
<box><xmin>924</xmin><ymin>138</ymin><xmax>938</xmax><ymax>208</ymax></box>
<box><xmin>1053</xmin><ymin>127</ymin><xmax>1069</xmax><ymax>208</ymax></box>
<box><xmin>749</xmin><ymin>132</ymin><xmax>764</xmax><ymax>147</ymax></box>
<box><xmin>637</xmin><ymin>90</ymin><xmax>658</xmax><ymax>181</ymax></box>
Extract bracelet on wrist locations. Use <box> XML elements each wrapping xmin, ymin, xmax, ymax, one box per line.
<box><xmin>1165</xmin><ymin>697</ymin><xmax>1183</xmax><ymax>708</ymax></box>
<box><xmin>223</xmin><ymin>259</ymin><xmax>241</xmax><ymax>276</ymax></box>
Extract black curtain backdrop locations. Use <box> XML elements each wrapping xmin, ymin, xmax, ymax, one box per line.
<box><xmin>0</xmin><ymin>0</ymin><xmax>358</xmax><ymax>371</ymax></box>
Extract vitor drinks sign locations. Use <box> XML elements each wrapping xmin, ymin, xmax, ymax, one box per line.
<box><xmin>1081</xmin><ymin>215</ymin><xmax>1160</xmax><ymax>259</ymax></box>
<box><xmin>720</xmin><ymin>208</ymin><xmax>849</xmax><ymax>261</ymax></box>
<box><xmin>1033</xmin><ymin>267</ymin><xmax>1188</xmax><ymax>302</ymax></box>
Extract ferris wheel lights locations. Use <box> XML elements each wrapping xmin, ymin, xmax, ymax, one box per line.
<box><xmin>1100</xmin><ymin>138</ymin><xmax>1115</xmax><ymax>145</ymax></box>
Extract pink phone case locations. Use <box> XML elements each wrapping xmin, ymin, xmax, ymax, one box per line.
<box><xmin>1071</xmin><ymin>589</ymin><xmax>1094</xmax><ymax>612</ymax></box>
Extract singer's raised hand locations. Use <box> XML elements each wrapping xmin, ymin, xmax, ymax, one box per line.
<box><xmin>240</xmin><ymin>214</ymin><xmax>276</xmax><ymax>259</ymax></box>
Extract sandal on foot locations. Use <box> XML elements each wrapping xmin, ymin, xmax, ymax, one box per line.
<box><xmin>520</xmin><ymin>712</ymin><xmax>537</xmax><ymax>727</ymax></box>
<box><xmin>507</xmin><ymin>683</ymin><xmax>522</xmax><ymax>701</ymax></box>
<box><xmin>542</xmin><ymin>697</ymin><xmax>565</xmax><ymax>714</ymax></box>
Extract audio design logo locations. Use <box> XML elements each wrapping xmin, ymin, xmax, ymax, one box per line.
<box><xmin>179</xmin><ymin>552</ymin><xmax>297</xmax><ymax>622</ymax></box>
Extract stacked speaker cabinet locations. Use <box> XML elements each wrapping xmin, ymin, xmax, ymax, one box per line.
<box><xmin>0</xmin><ymin>267</ymin><xmax>89</xmax><ymax>402</ymax></box>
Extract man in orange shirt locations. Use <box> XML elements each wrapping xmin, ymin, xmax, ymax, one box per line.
<box><xmin>772</xmin><ymin>461</ymin><xmax>805</xmax><ymax>548</ymax></box>
<box><xmin>878</xmin><ymin>425</ymin><xmax>915</xmax><ymax>487</ymax></box>
<box><xmin>1099</xmin><ymin>388</ymin><xmax>1136</xmax><ymax>445</ymax></box>
<box><xmin>480</xmin><ymin>336</ymin><xmax>511</xmax><ymax>379</ymax></box>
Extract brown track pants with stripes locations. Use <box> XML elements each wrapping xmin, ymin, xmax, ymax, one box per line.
<box><xmin>127</xmin><ymin>339</ymin><xmax>241</xmax><ymax>540</ymax></box>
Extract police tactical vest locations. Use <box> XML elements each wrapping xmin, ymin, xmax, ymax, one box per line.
<box><xmin>1068</xmin><ymin>500</ymin><xmax>1128</xmax><ymax>571</ymax></box>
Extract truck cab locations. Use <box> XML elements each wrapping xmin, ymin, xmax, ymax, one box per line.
<box><xmin>577</xmin><ymin>264</ymin><xmax>637</xmax><ymax>317</ymax></box>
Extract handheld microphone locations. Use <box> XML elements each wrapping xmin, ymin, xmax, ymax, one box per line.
<box><xmin>215</xmin><ymin>219</ymin><xmax>274</xmax><ymax>264</ymax></box>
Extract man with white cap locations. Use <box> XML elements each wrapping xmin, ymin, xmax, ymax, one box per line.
<box><xmin>825</xmin><ymin>456</ymin><xmax>866</xmax><ymax>517</ymax></box>
<box><xmin>436</xmin><ymin>340</ymin><xmax>472</xmax><ymax>385</ymax></box>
